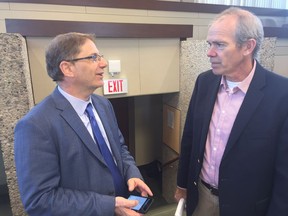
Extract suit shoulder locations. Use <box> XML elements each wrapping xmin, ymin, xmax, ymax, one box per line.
<box><xmin>197</xmin><ymin>69</ymin><xmax>220</xmax><ymax>82</ymax></box>
<box><xmin>19</xmin><ymin>95</ymin><xmax>54</xmax><ymax>119</ymax></box>
<box><xmin>91</xmin><ymin>94</ymin><xmax>113</xmax><ymax>108</ymax></box>
<box><xmin>267</xmin><ymin>70</ymin><xmax>288</xmax><ymax>82</ymax></box>
<box><xmin>265</xmin><ymin>69</ymin><xmax>288</xmax><ymax>90</ymax></box>
<box><xmin>91</xmin><ymin>94</ymin><xmax>109</xmax><ymax>103</ymax></box>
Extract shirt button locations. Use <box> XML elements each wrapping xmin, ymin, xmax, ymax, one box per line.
<box><xmin>194</xmin><ymin>181</ymin><xmax>197</xmax><ymax>186</ymax></box>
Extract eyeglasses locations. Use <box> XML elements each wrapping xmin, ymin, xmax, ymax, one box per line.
<box><xmin>65</xmin><ymin>53</ymin><xmax>104</xmax><ymax>63</ymax></box>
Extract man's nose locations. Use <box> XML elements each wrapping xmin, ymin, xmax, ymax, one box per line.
<box><xmin>207</xmin><ymin>46</ymin><xmax>216</xmax><ymax>57</ymax></box>
<box><xmin>99</xmin><ymin>57</ymin><xmax>108</xmax><ymax>68</ymax></box>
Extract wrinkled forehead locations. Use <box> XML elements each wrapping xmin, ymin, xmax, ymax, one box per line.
<box><xmin>209</xmin><ymin>15</ymin><xmax>237</xmax><ymax>33</ymax></box>
<box><xmin>207</xmin><ymin>16</ymin><xmax>238</xmax><ymax>43</ymax></box>
<box><xmin>78</xmin><ymin>38</ymin><xmax>99</xmax><ymax>54</ymax></box>
<box><xmin>211</xmin><ymin>14</ymin><xmax>237</xmax><ymax>29</ymax></box>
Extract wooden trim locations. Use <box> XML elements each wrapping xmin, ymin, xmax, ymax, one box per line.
<box><xmin>6</xmin><ymin>19</ymin><xmax>287</xmax><ymax>39</ymax></box>
<box><xmin>3</xmin><ymin>1</ymin><xmax>288</xmax><ymax>39</ymax></box>
<box><xmin>5</xmin><ymin>19</ymin><xmax>193</xmax><ymax>38</ymax></box>
<box><xmin>264</xmin><ymin>27</ymin><xmax>288</xmax><ymax>38</ymax></box>
<box><xmin>0</xmin><ymin>0</ymin><xmax>288</xmax><ymax>16</ymax></box>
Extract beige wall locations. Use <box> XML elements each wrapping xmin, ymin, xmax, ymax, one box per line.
<box><xmin>0</xmin><ymin>2</ymin><xmax>287</xmax><ymax>77</ymax></box>
<box><xmin>26</xmin><ymin>37</ymin><xmax>180</xmax><ymax>103</ymax></box>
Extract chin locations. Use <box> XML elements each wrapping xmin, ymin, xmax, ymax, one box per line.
<box><xmin>212</xmin><ymin>69</ymin><xmax>222</xmax><ymax>76</ymax></box>
<box><xmin>96</xmin><ymin>81</ymin><xmax>104</xmax><ymax>87</ymax></box>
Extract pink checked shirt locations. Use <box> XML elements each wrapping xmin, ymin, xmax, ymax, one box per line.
<box><xmin>200</xmin><ymin>61</ymin><xmax>256</xmax><ymax>188</ymax></box>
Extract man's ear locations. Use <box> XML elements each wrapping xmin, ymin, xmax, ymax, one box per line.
<box><xmin>243</xmin><ymin>39</ymin><xmax>257</xmax><ymax>56</ymax></box>
<box><xmin>59</xmin><ymin>61</ymin><xmax>75</xmax><ymax>78</ymax></box>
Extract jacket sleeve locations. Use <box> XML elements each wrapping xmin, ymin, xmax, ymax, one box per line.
<box><xmin>177</xmin><ymin>75</ymin><xmax>200</xmax><ymax>189</ymax></box>
<box><xmin>266</xmin><ymin>114</ymin><xmax>288</xmax><ymax>215</ymax></box>
<box><xmin>14</xmin><ymin>116</ymin><xmax>115</xmax><ymax>216</ymax></box>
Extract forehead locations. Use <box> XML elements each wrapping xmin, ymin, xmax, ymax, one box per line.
<box><xmin>207</xmin><ymin>15</ymin><xmax>237</xmax><ymax>42</ymax></box>
<box><xmin>79</xmin><ymin>38</ymin><xmax>99</xmax><ymax>54</ymax></box>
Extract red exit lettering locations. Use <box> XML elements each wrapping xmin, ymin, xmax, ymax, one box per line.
<box><xmin>108</xmin><ymin>80</ymin><xmax>124</xmax><ymax>93</ymax></box>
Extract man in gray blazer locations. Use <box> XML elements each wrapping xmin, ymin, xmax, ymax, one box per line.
<box><xmin>175</xmin><ymin>7</ymin><xmax>288</xmax><ymax>216</ymax></box>
<box><xmin>14</xmin><ymin>32</ymin><xmax>152</xmax><ymax>216</ymax></box>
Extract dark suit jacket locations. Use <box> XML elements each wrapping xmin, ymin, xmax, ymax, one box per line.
<box><xmin>177</xmin><ymin>62</ymin><xmax>288</xmax><ymax>216</ymax></box>
<box><xmin>14</xmin><ymin>88</ymin><xmax>142</xmax><ymax>216</ymax></box>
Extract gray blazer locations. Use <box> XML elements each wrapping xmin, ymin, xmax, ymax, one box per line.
<box><xmin>14</xmin><ymin>88</ymin><xmax>142</xmax><ymax>216</ymax></box>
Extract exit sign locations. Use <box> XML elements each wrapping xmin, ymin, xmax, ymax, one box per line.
<box><xmin>103</xmin><ymin>79</ymin><xmax>128</xmax><ymax>95</ymax></box>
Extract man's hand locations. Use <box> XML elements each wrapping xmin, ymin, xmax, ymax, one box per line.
<box><xmin>115</xmin><ymin>197</ymin><xmax>142</xmax><ymax>216</ymax></box>
<box><xmin>114</xmin><ymin>178</ymin><xmax>153</xmax><ymax>215</ymax></box>
<box><xmin>127</xmin><ymin>178</ymin><xmax>153</xmax><ymax>197</ymax></box>
<box><xmin>174</xmin><ymin>187</ymin><xmax>187</xmax><ymax>202</ymax></box>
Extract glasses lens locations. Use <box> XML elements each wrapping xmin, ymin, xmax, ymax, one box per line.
<box><xmin>91</xmin><ymin>55</ymin><xmax>98</xmax><ymax>62</ymax></box>
<box><xmin>92</xmin><ymin>54</ymin><xmax>103</xmax><ymax>62</ymax></box>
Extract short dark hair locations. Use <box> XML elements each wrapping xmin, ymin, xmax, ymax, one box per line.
<box><xmin>45</xmin><ymin>32</ymin><xmax>96</xmax><ymax>82</ymax></box>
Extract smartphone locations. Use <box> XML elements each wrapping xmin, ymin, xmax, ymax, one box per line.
<box><xmin>128</xmin><ymin>195</ymin><xmax>154</xmax><ymax>214</ymax></box>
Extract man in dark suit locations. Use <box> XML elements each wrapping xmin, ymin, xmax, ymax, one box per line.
<box><xmin>14</xmin><ymin>32</ymin><xmax>152</xmax><ymax>216</ymax></box>
<box><xmin>175</xmin><ymin>7</ymin><xmax>288</xmax><ymax>216</ymax></box>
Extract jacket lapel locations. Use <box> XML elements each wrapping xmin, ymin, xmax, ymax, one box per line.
<box><xmin>52</xmin><ymin>89</ymin><xmax>106</xmax><ymax>165</ymax></box>
<box><xmin>222</xmin><ymin>64</ymin><xmax>266</xmax><ymax>159</ymax></box>
<box><xmin>92</xmin><ymin>98</ymin><xmax>124</xmax><ymax>172</ymax></box>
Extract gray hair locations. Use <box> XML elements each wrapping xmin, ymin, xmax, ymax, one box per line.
<box><xmin>210</xmin><ymin>7</ymin><xmax>264</xmax><ymax>59</ymax></box>
<box><xmin>45</xmin><ymin>32</ymin><xmax>96</xmax><ymax>82</ymax></box>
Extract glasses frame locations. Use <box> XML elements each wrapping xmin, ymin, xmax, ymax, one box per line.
<box><xmin>64</xmin><ymin>53</ymin><xmax>104</xmax><ymax>62</ymax></box>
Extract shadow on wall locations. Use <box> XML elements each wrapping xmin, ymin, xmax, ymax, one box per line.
<box><xmin>0</xmin><ymin>150</ymin><xmax>7</xmax><ymax>186</ymax></box>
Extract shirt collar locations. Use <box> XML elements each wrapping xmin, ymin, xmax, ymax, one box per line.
<box><xmin>58</xmin><ymin>86</ymin><xmax>91</xmax><ymax>116</ymax></box>
<box><xmin>220</xmin><ymin>60</ymin><xmax>256</xmax><ymax>94</ymax></box>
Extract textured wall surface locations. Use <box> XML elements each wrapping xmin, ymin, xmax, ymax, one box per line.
<box><xmin>0</xmin><ymin>33</ymin><xmax>33</xmax><ymax>216</ymax></box>
<box><xmin>162</xmin><ymin>37</ymin><xmax>277</xmax><ymax>202</ymax></box>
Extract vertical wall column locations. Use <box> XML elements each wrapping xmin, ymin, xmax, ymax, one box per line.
<box><xmin>0</xmin><ymin>33</ymin><xmax>34</xmax><ymax>216</ymax></box>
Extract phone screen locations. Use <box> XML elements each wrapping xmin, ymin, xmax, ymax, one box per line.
<box><xmin>128</xmin><ymin>195</ymin><xmax>153</xmax><ymax>213</ymax></box>
<box><xmin>129</xmin><ymin>195</ymin><xmax>147</xmax><ymax>210</ymax></box>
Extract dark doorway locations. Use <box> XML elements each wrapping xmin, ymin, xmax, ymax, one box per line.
<box><xmin>109</xmin><ymin>97</ymin><xmax>130</xmax><ymax>148</ymax></box>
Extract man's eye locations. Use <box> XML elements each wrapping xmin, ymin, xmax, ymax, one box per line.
<box><xmin>216</xmin><ymin>43</ymin><xmax>225</xmax><ymax>48</ymax></box>
<box><xmin>91</xmin><ymin>55</ymin><xmax>98</xmax><ymax>61</ymax></box>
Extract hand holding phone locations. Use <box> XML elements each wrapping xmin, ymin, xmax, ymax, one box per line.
<box><xmin>128</xmin><ymin>195</ymin><xmax>154</xmax><ymax>214</ymax></box>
